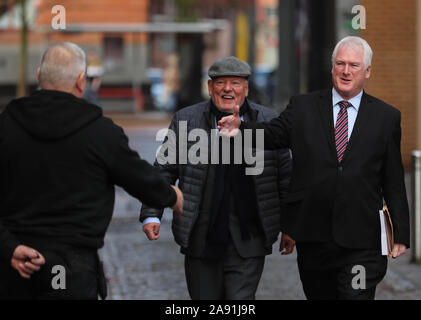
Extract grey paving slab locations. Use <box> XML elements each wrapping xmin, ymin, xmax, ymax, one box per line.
<box><xmin>99</xmin><ymin>124</ymin><xmax>421</xmax><ymax>300</ymax></box>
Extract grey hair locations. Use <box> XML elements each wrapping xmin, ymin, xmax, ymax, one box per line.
<box><xmin>39</xmin><ymin>42</ymin><xmax>86</xmax><ymax>88</ymax></box>
<box><xmin>331</xmin><ymin>36</ymin><xmax>373</xmax><ymax>69</ymax></box>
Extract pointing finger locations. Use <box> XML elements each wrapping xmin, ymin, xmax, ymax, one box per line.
<box><xmin>233</xmin><ymin>105</ymin><xmax>240</xmax><ymax>117</ymax></box>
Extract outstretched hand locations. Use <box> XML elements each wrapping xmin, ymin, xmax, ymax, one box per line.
<box><xmin>217</xmin><ymin>104</ymin><xmax>241</xmax><ymax>137</ymax></box>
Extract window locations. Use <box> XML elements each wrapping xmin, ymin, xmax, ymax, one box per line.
<box><xmin>103</xmin><ymin>36</ymin><xmax>124</xmax><ymax>72</ymax></box>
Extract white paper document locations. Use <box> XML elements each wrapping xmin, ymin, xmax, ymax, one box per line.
<box><xmin>379</xmin><ymin>210</ymin><xmax>389</xmax><ymax>256</ymax></box>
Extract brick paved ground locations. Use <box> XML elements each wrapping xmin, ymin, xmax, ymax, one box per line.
<box><xmin>98</xmin><ymin>123</ymin><xmax>421</xmax><ymax>300</ymax></box>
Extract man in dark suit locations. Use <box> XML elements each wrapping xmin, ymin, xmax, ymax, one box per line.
<box><xmin>218</xmin><ymin>36</ymin><xmax>410</xmax><ymax>300</ymax></box>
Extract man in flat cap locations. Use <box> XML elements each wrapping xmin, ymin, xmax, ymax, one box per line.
<box><xmin>140</xmin><ymin>56</ymin><xmax>294</xmax><ymax>299</ymax></box>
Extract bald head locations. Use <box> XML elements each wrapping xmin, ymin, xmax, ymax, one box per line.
<box><xmin>38</xmin><ymin>42</ymin><xmax>87</xmax><ymax>95</ymax></box>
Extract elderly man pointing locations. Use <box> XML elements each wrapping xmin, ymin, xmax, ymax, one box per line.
<box><xmin>141</xmin><ymin>56</ymin><xmax>293</xmax><ymax>300</ymax></box>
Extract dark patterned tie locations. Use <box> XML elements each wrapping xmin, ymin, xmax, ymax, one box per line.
<box><xmin>335</xmin><ymin>100</ymin><xmax>352</xmax><ymax>163</ymax></box>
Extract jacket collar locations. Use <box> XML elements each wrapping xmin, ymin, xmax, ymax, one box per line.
<box><xmin>343</xmin><ymin>91</ymin><xmax>371</xmax><ymax>163</ymax></box>
<box><xmin>317</xmin><ymin>90</ymin><xmax>336</xmax><ymax>158</ymax></box>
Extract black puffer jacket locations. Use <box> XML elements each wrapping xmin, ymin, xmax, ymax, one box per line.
<box><xmin>140</xmin><ymin>100</ymin><xmax>291</xmax><ymax>250</ymax></box>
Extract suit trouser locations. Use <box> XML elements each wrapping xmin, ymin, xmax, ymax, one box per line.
<box><xmin>296</xmin><ymin>242</ymin><xmax>387</xmax><ymax>300</ymax></box>
<box><xmin>184</xmin><ymin>241</ymin><xmax>265</xmax><ymax>300</ymax></box>
<box><xmin>0</xmin><ymin>248</ymin><xmax>106</xmax><ymax>300</ymax></box>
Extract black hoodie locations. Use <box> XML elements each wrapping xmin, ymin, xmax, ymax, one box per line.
<box><xmin>0</xmin><ymin>90</ymin><xmax>176</xmax><ymax>261</ymax></box>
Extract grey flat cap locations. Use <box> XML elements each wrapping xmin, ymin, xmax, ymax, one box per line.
<box><xmin>208</xmin><ymin>56</ymin><xmax>251</xmax><ymax>79</ymax></box>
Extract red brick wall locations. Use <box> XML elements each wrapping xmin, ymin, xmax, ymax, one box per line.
<box><xmin>36</xmin><ymin>0</ymin><xmax>149</xmax><ymax>25</ymax></box>
<box><xmin>0</xmin><ymin>0</ymin><xmax>149</xmax><ymax>45</ymax></box>
<box><xmin>360</xmin><ymin>0</ymin><xmax>416</xmax><ymax>168</ymax></box>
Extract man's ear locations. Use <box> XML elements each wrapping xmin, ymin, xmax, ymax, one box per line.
<box><xmin>207</xmin><ymin>79</ymin><xmax>213</xmax><ymax>96</ymax></box>
<box><xmin>75</xmin><ymin>72</ymin><xmax>86</xmax><ymax>94</ymax></box>
<box><xmin>365</xmin><ymin>66</ymin><xmax>371</xmax><ymax>79</ymax></box>
<box><xmin>37</xmin><ymin>67</ymin><xmax>41</xmax><ymax>84</ymax></box>
<box><xmin>244</xmin><ymin>80</ymin><xmax>249</xmax><ymax>97</ymax></box>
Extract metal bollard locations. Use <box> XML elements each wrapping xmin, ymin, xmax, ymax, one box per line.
<box><xmin>411</xmin><ymin>150</ymin><xmax>421</xmax><ymax>263</ymax></box>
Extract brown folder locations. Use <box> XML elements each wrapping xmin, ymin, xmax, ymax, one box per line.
<box><xmin>381</xmin><ymin>204</ymin><xmax>394</xmax><ymax>257</ymax></box>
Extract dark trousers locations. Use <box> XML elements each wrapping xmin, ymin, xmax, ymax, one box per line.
<box><xmin>296</xmin><ymin>242</ymin><xmax>387</xmax><ymax>300</ymax></box>
<box><xmin>184</xmin><ymin>241</ymin><xmax>265</xmax><ymax>300</ymax></box>
<box><xmin>0</xmin><ymin>248</ymin><xmax>104</xmax><ymax>300</ymax></box>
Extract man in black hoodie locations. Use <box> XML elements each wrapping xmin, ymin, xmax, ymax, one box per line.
<box><xmin>0</xmin><ymin>42</ymin><xmax>183</xmax><ymax>299</ymax></box>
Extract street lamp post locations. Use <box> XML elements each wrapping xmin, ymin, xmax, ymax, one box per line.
<box><xmin>412</xmin><ymin>150</ymin><xmax>421</xmax><ymax>263</ymax></box>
